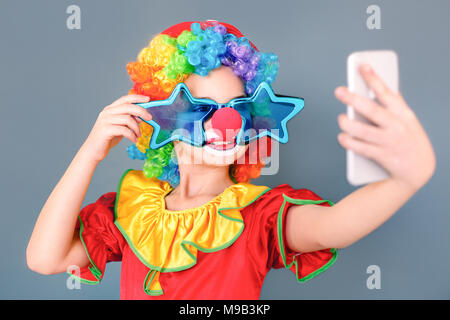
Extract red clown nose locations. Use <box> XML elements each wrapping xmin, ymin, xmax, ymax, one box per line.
<box><xmin>210</xmin><ymin>107</ymin><xmax>242</xmax><ymax>140</ymax></box>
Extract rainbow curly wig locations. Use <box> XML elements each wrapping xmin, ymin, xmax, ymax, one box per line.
<box><xmin>126</xmin><ymin>20</ymin><xmax>279</xmax><ymax>186</ymax></box>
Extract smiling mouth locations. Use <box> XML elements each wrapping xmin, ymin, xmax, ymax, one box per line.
<box><xmin>206</xmin><ymin>139</ymin><xmax>236</xmax><ymax>150</ymax></box>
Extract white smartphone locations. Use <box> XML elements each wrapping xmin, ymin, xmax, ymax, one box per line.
<box><xmin>346</xmin><ymin>50</ymin><xmax>399</xmax><ymax>186</ymax></box>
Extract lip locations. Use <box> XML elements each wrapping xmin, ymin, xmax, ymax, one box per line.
<box><xmin>206</xmin><ymin>139</ymin><xmax>236</xmax><ymax>150</ymax></box>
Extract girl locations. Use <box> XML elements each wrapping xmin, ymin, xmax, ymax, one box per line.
<box><xmin>26</xmin><ymin>20</ymin><xmax>435</xmax><ymax>299</ymax></box>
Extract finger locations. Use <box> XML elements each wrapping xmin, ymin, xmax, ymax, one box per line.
<box><xmin>359</xmin><ymin>64</ymin><xmax>399</xmax><ymax>109</ymax></box>
<box><xmin>133</xmin><ymin>115</ymin><xmax>144</xmax><ymax>124</ymax></box>
<box><xmin>106</xmin><ymin>103</ymin><xmax>152</xmax><ymax>121</ymax></box>
<box><xmin>107</xmin><ymin>125</ymin><xmax>138</xmax><ymax>143</ymax></box>
<box><xmin>335</xmin><ymin>86</ymin><xmax>391</xmax><ymax>127</ymax></box>
<box><xmin>106</xmin><ymin>114</ymin><xmax>141</xmax><ymax>138</ymax></box>
<box><xmin>110</xmin><ymin>94</ymin><xmax>150</xmax><ymax>107</ymax></box>
<box><xmin>337</xmin><ymin>113</ymin><xmax>385</xmax><ymax>145</ymax></box>
<box><xmin>337</xmin><ymin>132</ymin><xmax>383</xmax><ymax>161</ymax></box>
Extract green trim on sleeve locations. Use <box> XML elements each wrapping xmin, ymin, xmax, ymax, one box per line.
<box><xmin>66</xmin><ymin>216</ymin><xmax>103</xmax><ymax>285</ymax></box>
<box><xmin>276</xmin><ymin>193</ymin><xmax>338</xmax><ymax>283</ymax></box>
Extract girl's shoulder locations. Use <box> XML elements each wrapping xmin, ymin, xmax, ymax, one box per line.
<box><xmin>249</xmin><ymin>183</ymin><xmax>328</xmax><ymax>206</ymax></box>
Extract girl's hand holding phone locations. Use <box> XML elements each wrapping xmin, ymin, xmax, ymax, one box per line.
<box><xmin>334</xmin><ymin>64</ymin><xmax>436</xmax><ymax>192</ymax></box>
<box><xmin>81</xmin><ymin>94</ymin><xmax>152</xmax><ymax>163</ymax></box>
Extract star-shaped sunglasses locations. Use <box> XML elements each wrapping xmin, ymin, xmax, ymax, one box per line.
<box><xmin>135</xmin><ymin>81</ymin><xmax>304</xmax><ymax>149</ymax></box>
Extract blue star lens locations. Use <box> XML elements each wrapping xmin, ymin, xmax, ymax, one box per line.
<box><xmin>136</xmin><ymin>82</ymin><xmax>304</xmax><ymax>149</ymax></box>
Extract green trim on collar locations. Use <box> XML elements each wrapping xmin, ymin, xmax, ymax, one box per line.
<box><xmin>277</xmin><ymin>193</ymin><xmax>338</xmax><ymax>282</ymax></box>
<box><xmin>114</xmin><ymin>168</ymin><xmax>272</xmax><ymax>296</ymax></box>
<box><xmin>143</xmin><ymin>269</ymin><xmax>164</xmax><ymax>296</ymax></box>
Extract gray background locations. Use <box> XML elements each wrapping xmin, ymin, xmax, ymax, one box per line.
<box><xmin>1</xmin><ymin>0</ymin><xmax>449</xmax><ymax>299</ymax></box>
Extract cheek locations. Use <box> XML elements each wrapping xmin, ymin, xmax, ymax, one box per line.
<box><xmin>203</xmin><ymin>118</ymin><xmax>212</xmax><ymax>130</ymax></box>
<box><xmin>203</xmin><ymin>118</ymin><xmax>220</xmax><ymax>140</ymax></box>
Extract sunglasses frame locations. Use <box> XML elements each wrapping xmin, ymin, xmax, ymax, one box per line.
<box><xmin>136</xmin><ymin>81</ymin><xmax>305</xmax><ymax>149</ymax></box>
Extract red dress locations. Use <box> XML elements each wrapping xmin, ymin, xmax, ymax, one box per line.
<box><xmin>70</xmin><ymin>171</ymin><xmax>338</xmax><ymax>300</ymax></box>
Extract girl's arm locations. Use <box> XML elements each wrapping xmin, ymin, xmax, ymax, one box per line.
<box><xmin>26</xmin><ymin>94</ymin><xmax>152</xmax><ymax>275</ymax></box>
<box><xmin>285</xmin><ymin>64</ymin><xmax>436</xmax><ymax>252</ymax></box>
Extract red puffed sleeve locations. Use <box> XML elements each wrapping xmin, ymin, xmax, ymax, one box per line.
<box><xmin>68</xmin><ymin>192</ymin><xmax>126</xmax><ymax>284</ymax></box>
<box><xmin>250</xmin><ymin>184</ymin><xmax>338</xmax><ymax>282</ymax></box>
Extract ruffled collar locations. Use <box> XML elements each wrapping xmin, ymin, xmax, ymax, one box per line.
<box><xmin>113</xmin><ymin>169</ymin><xmax>270</xmax><ymax>296</ymax></box>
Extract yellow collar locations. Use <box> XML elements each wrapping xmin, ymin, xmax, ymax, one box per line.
<box><xmin>113</xmin><ymin>169</ymin><xmax>270</xmax><ymax>295</ymax></box>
